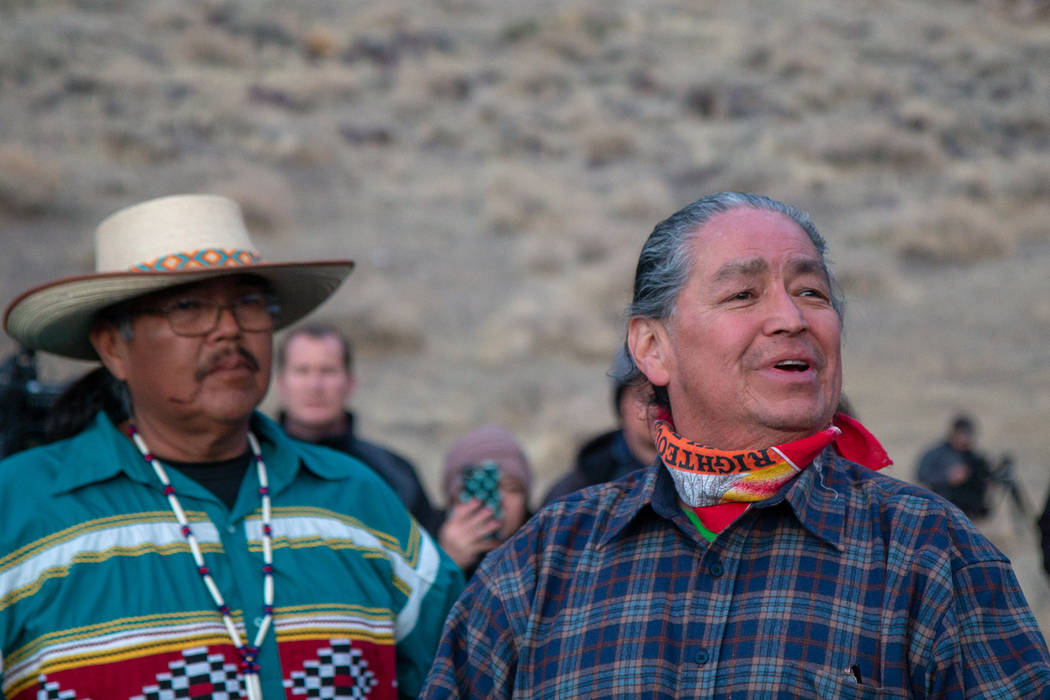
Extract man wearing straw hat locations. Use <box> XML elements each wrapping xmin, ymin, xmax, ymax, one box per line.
<box><xmin>0</xmin><ymin>194</ymin><xmax>463</xmax><ymax>700</ymax></box>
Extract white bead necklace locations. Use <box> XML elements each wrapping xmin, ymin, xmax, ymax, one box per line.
<box><xmin>129</xmin><ymin>425</ymin><xmax>274</xmax><ymax>700</ymax></box>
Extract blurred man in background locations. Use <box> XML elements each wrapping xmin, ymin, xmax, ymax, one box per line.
<box><xmin>916</xmin><ymin>414</ymin><xmax>992</xmax><ymax>520</ymax></box>
<box><xmin>275</xmin><ymin>324</ymin><xmax>441</xmax><ymax>534</ymax></box>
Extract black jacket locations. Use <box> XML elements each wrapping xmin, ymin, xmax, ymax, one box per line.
<box><xmin>1038</xmin><ymin>490</ymin><xmax>1050</xmax><ymax>578</ymax></box>
<box><xmin>916</xmin><ymin>441</ymin><xmax>992</xmax><ymax>519</ymax></box>
<box><xmin>542</xmin><ymin>429</ymin><xmax>649</xmax><ymax>506</ymax></box>
<box><xmin>279</xmin><ymin>412</ymin><xmax>442</xmax><ymax>535</ymax></box>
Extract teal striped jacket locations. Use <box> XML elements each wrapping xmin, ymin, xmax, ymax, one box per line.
<box><xmin>0</xmin><ymin>411</ymin><xmax>463</xmax><ymax>699</ymax></box>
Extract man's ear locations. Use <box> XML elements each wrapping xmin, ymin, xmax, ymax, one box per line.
<box><xmin>89</xmin><ymin>321</ymin><xmax>131</xmax><ymax>382</ymax></box>
<box><xmin>628</xmin><ymin>317</ymin><xmax>671</xmax><ymax>389</ymax></box>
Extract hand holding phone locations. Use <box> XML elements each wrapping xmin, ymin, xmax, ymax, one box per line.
<box><xmin>459</xmin><ymin>460</ymin><xmax>503</xmax><ymax>522</ymax></box>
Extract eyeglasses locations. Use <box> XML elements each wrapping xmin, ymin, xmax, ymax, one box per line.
<box><xmin>140</xmin><ymin>293</ymin><xmax>281</xmax><ymax>337</ymax></box>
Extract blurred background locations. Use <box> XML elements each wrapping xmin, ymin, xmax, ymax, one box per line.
<box><xmin>1</xmin><ymin>0</ymin><xmax>1049</xmax><ymax>632</ymax></box>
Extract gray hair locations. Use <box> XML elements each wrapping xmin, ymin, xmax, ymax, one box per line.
<box><xmin>623</xmin><ymin>192</ymin><xmax>843</xmax><ymax>407</ymax></box>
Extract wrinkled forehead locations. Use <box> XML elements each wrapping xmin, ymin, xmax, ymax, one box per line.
<box><xmin>688</xmin><ymin>208</ymin><xmax>824</xmax><ymax>275</ymax></box>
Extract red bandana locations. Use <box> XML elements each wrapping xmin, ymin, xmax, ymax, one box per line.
<box><xmin>657</xmin><ymin>412</ymin><xmax>892</xmax><ymax>530</ymax></box>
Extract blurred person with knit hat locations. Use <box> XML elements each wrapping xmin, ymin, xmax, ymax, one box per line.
<box><xmin>0</xmin><ymin>194</ymin><xmax>462</xmax><ymax>700</ymax></box>
<box><xmin>422</xmin><ymin>192</ymin><xmax>1050</xmax><ymax>698</ymax></box>
<box><xmin>437</xmin><ymin>425</ymin><xmax>532</xmax><ymax>580</ymax></box>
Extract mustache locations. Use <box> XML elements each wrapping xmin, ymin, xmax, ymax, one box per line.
<box><xmin>195</xmin><ymin>346</ymin><xmax>260</xmax><ymax>381</ymax></box>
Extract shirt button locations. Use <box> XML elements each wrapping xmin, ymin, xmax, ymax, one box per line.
<box><xmin>227</xmin><ymin>524</ymin><xmax>237</xmax><ymax>534</ymax></box>
<box><xmin>709</xmin><ymin>560</ymin><xmax>724</xmax><ymax>577</ymax></box>
<box><xmin>695</xmin><ymin>649</ymin><xmax>710</xmax><ymax>664</ymax></box>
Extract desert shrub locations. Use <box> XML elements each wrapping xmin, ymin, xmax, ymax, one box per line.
<box><xmin>390</xmin><ymin>55</ymin><xmax>473</xmax><ymax>120</ymax></box>
<box><xmin>682</xmin><ymin>81</ymin><xmax>771</xmax><ymax>120</ymax></box>
<box><xmin>888</xmin><ymin>199</ymin><xmax>1012</xmax><ymax>263</ymax></box>
<box><xmin>895</xmin><ymin>97</ymin><xmax>958</xmax><ymax>134</ymax></box>
<box><xmin>998</xmin><ymin>153</ymin><xmax>1050</xmax><ymax>202</ymax></box>
<box><xmin>608</xmin><ymin>179</ymin><xmax>675</xmax><ymax>223</ymax></box>
<box><xmin>176</xmin><ymin>25</ymin><xmax>252</xmax><ymax>67</ymax></box>
<box><xmin>483</xmin><ymin>162</ymin><xmax>577</xmax><ymax>234</ymax></box>
<box><xmin>979</xmin><ymin>0</ymin><xmax>1050</xmax><ymax>19</ymax></box>
<box><xmin>581</xmin><ymin>124</ymin><xmax>636</xmax><ymax>167</ymax></box>
<box><xmin>1010</xmin><ymin>203</ymin><xmax>1050</xmax><ymax>243</ymax></box>
<box><xmin>0</xmin><ymin>145</ymin><xmax>61</xmax><ymax>216</ymax></box>
<box><xmin>302</xmin><ymin>27</ymin><xmax>340</xmax><ymax>61</ymax></box>
<box><xmin>478</xmin><ymin>271</ymin><xmax>626</xmax><ymax>366</ymax></box>
<box><xmin>501</xmin><ymin>52</ymin><xmax>573</xmax><ymax>100</ymax></box>
<box><xmin>213</xmin><ymin>166</ymin><xmax>295</xmax><ymax>236</ymax></box>
<box><xmin>814</xmin><ymin>123</ymin><xmax>943</xmax><ymax>170</ymax></box>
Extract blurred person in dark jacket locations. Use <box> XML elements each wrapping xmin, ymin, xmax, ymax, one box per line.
<box><xmin>916</xmin><ymin>414</ymin><xmax>992</xmax><ymax>520</ymax></box>
<box><xmin>274</xmin><ymin>323</ymin><xmax>442</xmax><ymax>534</ymax></box>
<box><xmin>1038</xmin><ymin>490</ymin><xmax>1050</xmax><ymax>578</ymax></box>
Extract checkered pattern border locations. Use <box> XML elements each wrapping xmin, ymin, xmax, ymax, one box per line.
<box><xmin>284</xmin><ymin>639</ymin><xmax>379</xmax><ymax>698</ymax></box>
<box><xmin>132</xmin><ymin>646</ymin><xmax>244</xmax><ymax>699</ymax></box>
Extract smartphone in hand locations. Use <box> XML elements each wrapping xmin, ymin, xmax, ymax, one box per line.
<box><xmin>459</xmin><ymin>460</ymin><xmax>503</xmax><ymax>522</ymax></box>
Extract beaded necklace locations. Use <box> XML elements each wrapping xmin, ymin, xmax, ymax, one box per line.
<box><xmin>128</xmin><ymin>424</ymin><xmax>273</xmax><ymax>700</ymax></box>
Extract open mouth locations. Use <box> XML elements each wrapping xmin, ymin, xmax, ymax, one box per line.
<box><xmin>774</xmin><ymin>360</ymin><xmax>811</xmax><ymax>372</ymax></box>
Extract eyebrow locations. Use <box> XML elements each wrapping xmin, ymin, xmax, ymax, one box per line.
<box><xmin>787</xmin><ymin>257</ymin><xmax>826</xmax><ymax>277</ymax></box>
<box><xmin>712</xmin><ymin>256</ymin><xmax>827</xmax><ymax>283</ymax></box>
<box><xmin>712</xmin><ymin>258</ymin><xmax>767</xmax><ymax>283</ymax></box>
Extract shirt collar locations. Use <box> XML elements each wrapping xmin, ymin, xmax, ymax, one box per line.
<box><xmin>53</xmin><ymin>410</ymin><xmax>352</xmax><ymax>496</ymax></box>
<box><xmin>251</xmin><ymin>410</ymin><xmax>355</xmax><ymax>483</ymax></box>
<box><xmin>756</xmin><ymin>449</ymin><xmax>847</xmax><ymax>551</ymax></box>
<box><xmin>596</xmin><ymin>448</ymin><xmax>848</xmax><ymax>551</ymax></box>
<box><xmin>596</xmin><ymin>461</ymin><xmax>664</xmax><ymax>547</ymax></box>
<box><xmin>53</xmin><ymin>412</ymin><xmax>154</xmax><ymax>494</ymax></box>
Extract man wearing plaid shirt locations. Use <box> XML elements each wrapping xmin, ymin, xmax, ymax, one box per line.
<box><xmin>422</xmin><ymin>192</ymin><xmax>1050</xmax><ymax>698</ymax></box>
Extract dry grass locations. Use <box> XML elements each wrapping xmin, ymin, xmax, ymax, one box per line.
<box><xmin>212</xmin><ymin>165</ymin><xmax>296</xmax><ymax>237</ymax></box>
<box><xmin>980</xmin><ymin>0</ymin><xmax>1050</xmax><ymax>19</ymax></box>
<box><xmin>581</xmin><ymin>124</ymin><xmax>637</xmax><ymax>167</ymax></box>
<box><xmin>176</xmin><ymin>25</ymin><xmax>252</xmax><ymax>67</ymax></box>
<box><xmin>886</xmin><ymin>199</ymin><xmax>1014</xmax><ymax>263</ymax></box>
<box><xmin>808</xmin><ymin>123</ymin><xmax>944</xmax><ymax>171</ymax></box>
<box><xmin>302</xmin><ymin>27</ymin><xmax>341</xmax><ymax>62</ymax></box>
<box><xmin>0</xmin><ymin>145</ymin><xmax>62</xmax><ymax>216</ymax></box>
<box><xmin>998</xmin><ymin>153</ymin><xmax>1050</xmax><ymax>203</ymax></box>
<box><xmin>482</xmin><ymin>161</ymin><xmax>586</xmax><ymax>236</ymax></box>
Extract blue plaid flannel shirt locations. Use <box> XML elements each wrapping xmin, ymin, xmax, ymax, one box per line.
<box><xmin>422</xmin><ymin>450</ymin><xmax>1050</xmax><ymax>698</ymax></box>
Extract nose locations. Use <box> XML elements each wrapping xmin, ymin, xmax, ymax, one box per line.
<box><xmin>762</xmin><ymin>288</ymin><xmax>808</xmax><ymax>336</ymax></box>
<box><xmin>211</xmin><ymin>302</ymin><xmax>242</xmax><ymax>337</ymax></box>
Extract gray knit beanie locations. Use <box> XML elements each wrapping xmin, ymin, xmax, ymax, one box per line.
<box><xmin>441</xmin><ymin>425</ymin><xmax>531</xmax><ymax>504</ymax></box>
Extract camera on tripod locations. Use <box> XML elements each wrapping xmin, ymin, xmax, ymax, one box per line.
<box><xmin>0</xmin><ymin>346</ymin><xmax>66</xmax><ymax>458</ymax></box>
<box><xmin>988</xmin><ymin>452</ymin><xmax>1030</xmax><ymax>518</ymax></box>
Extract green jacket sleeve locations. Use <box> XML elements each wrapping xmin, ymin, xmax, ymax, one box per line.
<box><xmin>394</xmin><ymin>524</ymin><xmax>464</xmax><ymax>699</ymax></box>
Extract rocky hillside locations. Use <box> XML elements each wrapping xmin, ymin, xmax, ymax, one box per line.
<box><xmin>2</xmin><ymin>0</ymin><xmax>1050</xmax><ymax>629</ymax></box>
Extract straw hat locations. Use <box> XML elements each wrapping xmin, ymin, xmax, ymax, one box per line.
<box><xmin>3</xmin><ymin>194</ymin><xmax>354</xmax><ymax>361</ymax></box>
